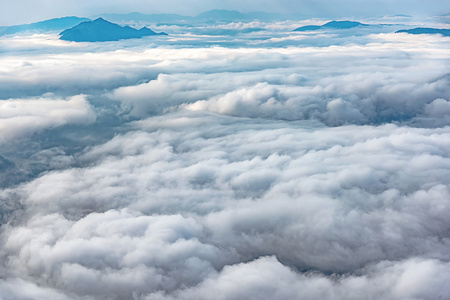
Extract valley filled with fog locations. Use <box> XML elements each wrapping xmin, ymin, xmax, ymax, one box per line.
<box><xmin>0</xmin><ymin>13</ymin><xmax>450</xmax><ymax>299</ymax></box>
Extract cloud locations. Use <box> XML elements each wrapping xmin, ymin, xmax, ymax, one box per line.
<box><xmin>103</xmin><ymin>34</ymin><xmax>449</xmax><ymax>125</ymax></box>
<box><xmin>0</xmin><ymin>95</ymin><xmax>96</xmax><ymax>143</ymax></box>
<box><xmin>2</xmin><ymin>209</ymin><xmax>222</xmax><ymax>299</ymax></box>
<box><xmin>2</xmin><ymin>110</ymin><xmax>450</xmax><ymax>299</ymax></box>
<box><xmin>0</xmin><ymin>278</ymin><xmax>73</xmax><ymax>300</ymax></box>
<box><xmin>1</xmin><ymin>18</ymin><xmax>450</xmax><ymax>300</ymax></box>
<box><xmin>146</xmin><ymin>256</ymin><xmax>450</xmax><ymax>300</ymax></box>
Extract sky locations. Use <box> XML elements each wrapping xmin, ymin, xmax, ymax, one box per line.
<box><xmin>1</xmin><ymin>3</ymin><xmax>450</xmax><ymax>300</ymax></box>
<box><xmin>0</xmin><ymin>0</ymin><xmax>449</xmax><ymax>25</ymax></box>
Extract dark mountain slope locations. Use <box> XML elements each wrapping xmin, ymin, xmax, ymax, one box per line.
<box><xmin>59</xmin><ymin>18</ymin><xmax>167</xmax><ymax>42</ymax></box>
<box><xmin>294</xmin><ymin>21</ymin><xmax>368</xmax><ymax>31</ymax></box>
<box><xmin>0</xmin><ymin>17</ymin><xmax>90</xmax><ymax>36</ymax></box>
<box><xmin>396</xmin><ymin>27</ymin><xmax>450</xmax><ymax>36</ymax></box>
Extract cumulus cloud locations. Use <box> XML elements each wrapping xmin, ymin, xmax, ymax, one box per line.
<box><xmin>106</xmin><ymin>34</ymin><xmax>450</xmax><ymax>125</ymax></box>
<box><xmin>1</xmin><ymin>17</ymin><xmax>450</xmax><ymax>300</ymax></box>
<box><xmin>0</xmin><ymin>95</ymin><xmax>96</xmax><ymax>143</ymax></box>
<box><xmin>2</xmin><ymin>110</ymin><xmax>450</xmax><ymax>299</ymax></box>
<box><xmin>147</xmin><ymin>256</ymin><xmax>450</xmax><ymax>300</ymax></box>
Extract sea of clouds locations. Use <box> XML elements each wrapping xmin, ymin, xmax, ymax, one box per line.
<box><xmin>0</xmin><ymin>19</ymin><xmax>450</xmax><ymax>299</ymax></box>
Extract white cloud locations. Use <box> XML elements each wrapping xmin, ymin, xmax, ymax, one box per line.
<box><xmin>145</xmin><ymin>256</ymin><xmax>450</xmax><ymax>300</ymax></box>
<box><xmin>0</xmin><ymin>95</ymin><xmax>96</xmax><ymax>143</ymax></box>
<box><xmin>2</xmin><ymin>110</ymin><xmax>450</xmax><ymax>299</ymax></box>
<box><xmin>0</xmin><ymin>18</ymin><xmax>450</xmax><ymax>300</ymax></box>
<box><xmin>0</xmin><ymin>278</ymin><xmax>73</xmax><ymax>300</ymax></box>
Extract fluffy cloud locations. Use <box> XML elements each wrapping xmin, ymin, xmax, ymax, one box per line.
<box><xmin>1</xmin><ymin>19</ymin><xmax>450</xmax><ymax>300</ymax></box>
<box><xmin>0</xmin><ymin>95</ymin><xmax>96</xmax><ymax>143</ymax></box>
<box><xmin>147</xmin><ymin>256</ymin><xmax>450</xmax><ymax>300</ymax></box>
<box><xmin>2</xmin><ymin>110</ymin><xmax>450</xmax><ymax>299</ymax></box>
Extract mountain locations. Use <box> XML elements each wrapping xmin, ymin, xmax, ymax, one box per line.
<box><xmin>293</xmin><ymin>25</ymin><xmax>322</xmax><ymax>31</ymax></box>
<box><xmin>196</xmin><ymin>9</ymin><xmax>249</xmax><ymax>21</ymax></box>
<box><xmin>0</xmin><ymin>16</ymin><xmax>90</xmax><ymax>36</ymax></box>
<box><xmin>59</xmin><ymin>18</ymin><xmax>167</xmax><ymax>42</ymax></box>
<box><xmin>97</xmin><ymin>10</ymin><xmax>301</xmax><ymax>26</ymax></box>
<box><xmin>294</xmin><ymin>20</ymin><xmax>368</xmax><ymax>31</ymax></box>
<box><xmin>396</xmin><ymin>27</ymin><xmax>450</xmax><ymax>36</ymax></box>
<box><xmin>195</xmin><ymin>10</ymin><xmax>294</xmax><ymax>23</ymax></box>
<box><xmin>98</xmin><ymin>12</ymin><xmax>193</xmax><ymax>25</ymax></box>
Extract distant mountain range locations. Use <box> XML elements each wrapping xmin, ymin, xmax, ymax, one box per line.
<box><xmin>396</xmin><ymin>27</ymin><xmax>450</xmax><ymax>36</ymax></box>
<box><xmin>2</xmin><ymin>12</ymin><xmax>449</xmax><ymax>42</ymax></box>
<box><xmin>98</xmin><ymin>12</ymin><xmax>191</xmax><ymax>25</ymax></box>
<box><xmin>195</xmin><ymin>9</ymin><xmax>294</xmax><ymax>22</ymax></box>
<box><xmin>0</xmin><ymin>10</ymin><xmax>300</xmax><ymax>37</ymax></box>
<box><xmin>0</xmin><ymin>16</ymin><xmax>90</xmax><ymax>36</ymax></box>
<box><xmin>393</xmin><ymin>14</ymin><xmax>412</xmax><ymax>18</ymax></box>
<box><xmin>59</xmin><ymin>18</ymin><xmax>167</xmax><ymax>42</ymax></box>
<box><xmin>98</xmin><ymin>10</ymin><xmax>301</xmax><ymax>25</ymax></box>
<box><xmin>294</xmin><ymin>21</ymin><xmax>368</xmax><ymax>32</ymax></box>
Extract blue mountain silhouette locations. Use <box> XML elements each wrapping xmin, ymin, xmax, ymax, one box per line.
<box><xmin>396</xmin><ymin>27</ymin><xmax>450</xmax><ymax>36</ymax></box>
<box><xmin>59</xmin><ymin>18</ymin><xmax>167</xmax><ymax>42</ymax></box>
<box><xmin>294</xmin><ymin>21</ymin><xmax>368</xmax><ymax>31</ymax></box>
<box><xmin>0</xmin><ymin>17</ymin><xmax>90</xmax><ymax>36</ymax></box>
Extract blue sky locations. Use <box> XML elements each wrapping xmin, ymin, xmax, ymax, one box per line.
<box><xmin>1</xmin><ymin>0</ymin><xmax>448</xmax><ymax>25</ymax></box>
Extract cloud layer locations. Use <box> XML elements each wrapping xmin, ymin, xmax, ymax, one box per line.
<box><xmin>0</xmin><ymin>95</ymin><xmax>95</xmax><ymax>143</ymax></box>
<box><xmin>0</xmin><ymin>20</ymin><xmax>450</xmax><ymax>300</ymax></box>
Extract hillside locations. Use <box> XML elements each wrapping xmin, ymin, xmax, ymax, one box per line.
<box><xmin>59</xmin><ymin>18</ymin><xmax>167</xmax><ymax>42</ymax></box>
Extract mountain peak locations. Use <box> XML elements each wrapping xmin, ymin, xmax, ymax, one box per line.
<box><xmin>59</xmin><ymin>18</ymin><xmax>167</xmax><ymax>42</ymax></box>
<box><xmin>323</xmin><ymin>21</ymin><xmax>367</xmax><ymax>28</ymax></box>
<box><xmin>294</xmin><ymin>20</ymin><xmax>368</xmax><ymax>32</ymax></box>
<box><xmin>93</xmin><ymin>17</ymin><xmax>108</xmax><ymax>23</ymax></box>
